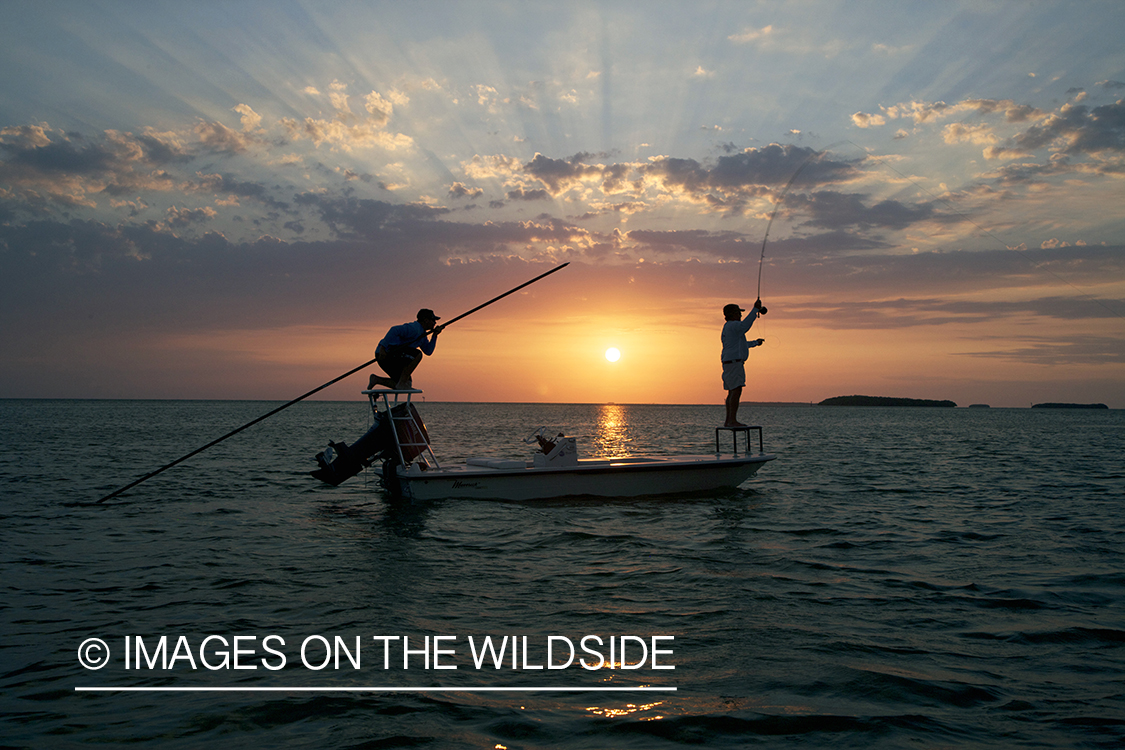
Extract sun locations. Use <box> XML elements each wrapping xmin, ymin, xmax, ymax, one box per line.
<box><xmin>605</xmin><ymin>347</ymin><xmax>621</xmax><ymax>362</ymax></box>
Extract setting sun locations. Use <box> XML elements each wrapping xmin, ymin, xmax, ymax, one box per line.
<box><xmin>605</xmin><ymin>347</ymin><xmax>621</xmax><ymax>362</ymax></box>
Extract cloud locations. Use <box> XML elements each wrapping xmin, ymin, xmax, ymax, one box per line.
<box><xmin>523</xmin><ymin>152</ymin><xmax>608</xmax><ymax>194</ymax></box>
<box><xmin>191</xmin><ymin>173</ymin><xmax>289</xmax><ymax>210</ymax></box>
<box><xmin>868</xmin><ymin>98</ymin><xmax>1045</xmax><ymax>127</ymax></box>
<box><xmin>0</xmin><ymin>126</ymin><xmax>190</xmax><ymax>210</ymax></box>
<box><xmin>463</xmin><ymin>153</ymin><xmax>524</xmax><ymax>181</ymax></box>
<box><xmin>760</xmin><ymin>244</ymin><xmax>1125</xmax><ymax>301</ymax></box>
<box><xmin>851</xmin><ymin>92</ymin><xmax>1124</xmax><ymax>191</ymax></box>
<box><xmin>781</xmin><ymin>294</ymin><xmax>1124</xmax><ymax>332</ymax></box>
<box><xmin>465</xmin><ymin>145</ymin><xmax>863</xmax><ymax>216</ymax></box>
<box><xmin>790</xmin><ymin>191</ymin><xmax>940</xmax><ymax>231</ymax></box>
<box><xmin>195</xmin><ymin>120</ymin><xmax>255</xmax><ymax>154</ymax></box>
<box><xmin>506</xmin><ymin>186</ymin><xmax>551</xmax><ymax>201</ymax></box>
<box><xmin>294</xmin><ymin>193</ymin><xmax>451</xmax><ymax>241</ymax></box>
<box><xmin>852</xmin><ymin>112</ymin><xmax>886</xmax><ymax>128</ymax></box>
<box><xmin>943</xmin><ymin>122</ymin><xmax>998</xmax><ymax>145</ymax></box>
<box><xmin>448</xmin><ymin>182</ymin><xmax>483</xmax><ymax>199</ymax></box>
<box><xmin>637</xmin><ymin>144</ymin><xmax>859</xmax><ymax>212</ymax></box>
<box><xmin>856</xmin><ymin>93</ymin><xmax>1124</xmax><ymax>171</ymax></box>
<box><xmin>233</xmin><ymin>104</ymin><xmax>262</xmax><ymax>132</ymax></box>
<box><xmin>956</xmin><ymin>334</ymin><xmax>1125</xmax><ymax>365</ymax></box>
<box><xmin>160</xmin><ymin>205</ymin><xmax>217</xmax><ymax>229</ymax></box>
<box><xmin>272</xmin><ymin>81</ymin><xmax>413</xmax><ymax>152</ymax></box>
<box><xmin>279</xmin><ymin>116</ymin><xmax>413</xmax><ymax>152</ymax></box>
<box><xmin>984</xmin><ymin>98</ymin><xmax>1125</xmax><ymax>160</ymax></box>
<box><xmin>728</xmin><ymin>25</ymin><xmax>773</xmax><ymax>43</ymax></box>
<box><xmin>626</xmin><ymin>229</ymin><xmax>755</xmax><ymax>259</ymax></box>
<box><xmin>364</xmin><ymin>91</ymin><xmax>394</xmax><ymax>125</ymax></box>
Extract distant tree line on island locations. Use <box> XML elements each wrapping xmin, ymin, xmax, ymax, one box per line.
<box><xmin>816</xmin><ymin>396</ymin><xmax>1110</xmax><ymax>409</ymax></box>
<box><xmin>818</xmin><ymin>395</ymin><xmax>957</xmax><ymax>407</ymax></box>
<box><xmin>1031</xmin><ymin>403</ymin><xmax>1109</xmax><ymax>409</ymax></box>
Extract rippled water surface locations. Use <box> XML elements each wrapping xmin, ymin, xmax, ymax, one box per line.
<box><xmin>2</xmin><ymin>399</ymin><xmax>1123</xmax><ymax>748</ymax></box>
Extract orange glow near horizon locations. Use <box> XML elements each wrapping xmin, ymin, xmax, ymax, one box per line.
<box><xmin>118</xmin><ymin>286</ymin><xmax>1123</xmax><ymax>410</ymax></box>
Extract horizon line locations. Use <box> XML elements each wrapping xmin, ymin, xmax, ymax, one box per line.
<box><xmin>75</xmin><ymin>685</ymin><xmax>677</xmax><ymax>693</ymax></box>
<box><xmin>3</xmin><ymin>397</ymin><xmax>1113</xmax><ymax>409</ymax></box>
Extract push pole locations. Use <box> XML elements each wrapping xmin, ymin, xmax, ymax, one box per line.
<box><xmin>436</xmin><ymin>262</ymin><xmax>568</xmax><ymax>330</ymax></box>
<box><xmin>95</xmin><ymin>262</ymin><xmax>570</xmax><ymax>503</ymax></box>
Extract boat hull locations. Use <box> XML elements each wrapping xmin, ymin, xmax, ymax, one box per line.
<box><xmin>396</xmin><ymin>453</ymin><xmax>775</xmax><ymax>501</ymax></box>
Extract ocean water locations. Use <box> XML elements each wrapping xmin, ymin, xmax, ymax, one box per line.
<box><xmin>1</xmin><ymin>399</ymin><xmax>1123</xmax><ymax>749</ymax></box>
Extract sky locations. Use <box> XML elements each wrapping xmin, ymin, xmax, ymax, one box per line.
<box><xmin>1</xmin><ymin>0</ymin><xmax>1123</xmax><ymax>408</ymax></box>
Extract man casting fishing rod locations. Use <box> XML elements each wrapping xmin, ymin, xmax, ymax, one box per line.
<box><xmin>721</xmin><ymin>298</ymin><xmax>768</xmax><ymax>428</ymax></box>
<box><xmin>368</xmin><ymin>308</ymin><xmax>444</xmax><ymax>391</ymax></box>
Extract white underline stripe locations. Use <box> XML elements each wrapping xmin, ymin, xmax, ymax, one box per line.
<box><xmin>75</xmin><ymin>686</ymin><xmax>676</xmax><ymax>692</ymax></box>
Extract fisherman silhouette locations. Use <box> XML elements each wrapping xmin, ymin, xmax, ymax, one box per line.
<box><xmin>721</xmin><ymin>299</ymin><xmax>767</xmax><ymax>427</ymax></box>
<box><xmin>369</xmin><ymin>308</ymin><xmax>444</xmax><ymax>390</ymax></box>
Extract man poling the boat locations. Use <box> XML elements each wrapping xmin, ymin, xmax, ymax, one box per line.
<box><xmin>369</xmin><ymin>308</ymin><xmax>444</xmax><ymax>391</ymax></box>
<box><xmin>95</xmin><ymin>263</ymin><xmax>570</xmax><ymax>503</ymax></box>
<box><xmin>721</xmin><ymin>299</ymin><xmax>768</xmax><ymax>428</ymax></box>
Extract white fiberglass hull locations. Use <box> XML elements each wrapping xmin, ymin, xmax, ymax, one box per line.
<box><xmin>396</xmin><ymin>453</ymin><xmax>776</xmax><ymax>501</ymax></box>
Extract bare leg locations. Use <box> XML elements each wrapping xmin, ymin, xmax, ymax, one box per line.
<box><xmin>724</xmin><ymin>386</ymin><xmax>746</xmax><ymax>427</ymax></box>
<box><xmin>368</xmin><ymin>373</ymin><xmax>397</xmax><ymax>389</ymax></box>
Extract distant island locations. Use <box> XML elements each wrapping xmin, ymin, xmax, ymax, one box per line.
<box><xmin>969</xmin><ymin>404</ymin><xmax>991</xmax><ymax>408</ymax></box>
<box><xmin>1031</xmin><ymin>402</ymin><xmax>1109</xmax><ymax>410</ymax></box>
<box><xmin>819</xmin><ymin>395</ymin><xmax>957</xmax><ymax>407</ymax></box>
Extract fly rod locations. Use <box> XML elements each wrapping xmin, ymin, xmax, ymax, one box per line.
<box><xmin>95</xmin><ymin>262</ymin><xmax>570</xmax><ymax>503</ymax></box>
<box><xmin>757</xmin><ymin>156</ymin><xmax>816</xmax><ymax>300</ymax></box>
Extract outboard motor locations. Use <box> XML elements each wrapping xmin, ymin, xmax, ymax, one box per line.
<box><xmin>310</xmin><ymin>402</ymin><xmax>431</xmax><ymax>487</ymax></box>
<box><xmin>310</xmin><ymin>414</ymin><xmax>393</xmax><ymax>486</ymax></box>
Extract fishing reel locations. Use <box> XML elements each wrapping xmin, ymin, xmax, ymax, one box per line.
<box><xmin>754</xmin><ymin>298</ymin><xmax>768</xmax><ymax>315</ymax></box>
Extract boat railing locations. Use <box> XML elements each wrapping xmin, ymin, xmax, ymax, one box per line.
<box><xmin>362</xmin><ymin>388</ymin><xmax>440</xmax><ymax>471</ymax></box>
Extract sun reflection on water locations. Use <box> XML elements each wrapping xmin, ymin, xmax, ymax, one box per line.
<box><xmin>585</xmin><ymin>700</ymin><xmax>665</xmax><ymax>719</ymax></box>
<box><xmin>593</xmin><ymin>403</ymin><xmax>633</xmax><ymax>459</ymax></box>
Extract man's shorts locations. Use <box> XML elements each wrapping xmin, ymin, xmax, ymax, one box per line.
<box><xmin>377</xmin><ymin>349</ymin><xmax>421</xmax><ymax>381</ymax></box>
<box><xmin>722</xmin><ymin>360</ymin><xmax>746</xmax><ymax>390</ymax></box>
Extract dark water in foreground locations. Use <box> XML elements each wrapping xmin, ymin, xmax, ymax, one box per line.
<box><xmin>2</xmin><ymin>399</ymin><xmax>1123</xmax><ymax>748</ymax></box>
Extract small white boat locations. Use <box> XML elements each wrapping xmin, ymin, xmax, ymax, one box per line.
<box><xmin>312</xmin><ymin>389</ymin><xmax>776</xmax><ymax>501</ymax></box>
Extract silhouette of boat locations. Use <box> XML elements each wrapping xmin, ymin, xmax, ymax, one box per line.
<box><xmin>311</xmin><ymin>389</ymin><xmax>776</xmax><ymax>501</ymax></box>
